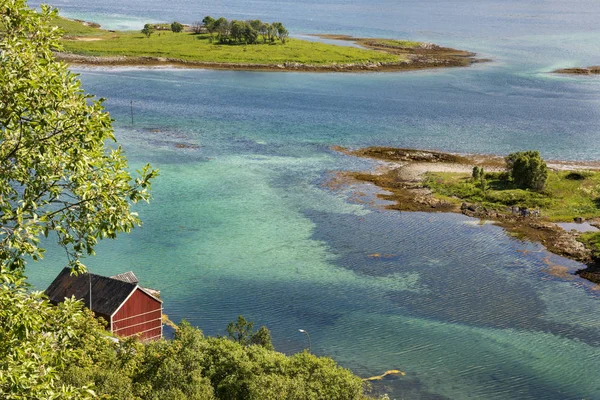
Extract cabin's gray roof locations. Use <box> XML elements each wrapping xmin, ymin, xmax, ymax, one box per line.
<box><xmin>111</xmin><ymin>271</ymin><xmax>139</xmax><ymax>284</ymax></box>
<box><xmin>45</xmin><ymin>268</ymin><xmax>137</xmax><ymax>317</ymax></box>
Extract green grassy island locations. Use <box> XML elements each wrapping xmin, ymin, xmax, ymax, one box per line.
<box><xmin>335</xmin><ymin>147</ymin><xmax>600</xmax><ymax>284</ymax></box>
<box><xmin>52</xmin><ymin>17</ymin><xmax>480</xmax><ymax>72</ymax></box>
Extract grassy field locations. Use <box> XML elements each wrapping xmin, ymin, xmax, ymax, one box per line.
<box><xmin>52</xmin><ymin>16</ymin><xmax>102</xmax><ymax>35</ymax></box>
<box><xmin>366</xmin><ymin>39</ymin><xmax>422</xmax><ymax>48</ymax></box>
<box><xmin>579</xmin><ymin>231</ymin><xmax>600</xmax><ymax>257</ymax></box>
<box><xmin>52</xmin><ymin>17</ymin><xmax>402</xmax><ymax>65</ymax></box>
<box><xmin>424</xmin><ymin>170</ymin><xmax>600</xmax><ymax>222</ymax></box>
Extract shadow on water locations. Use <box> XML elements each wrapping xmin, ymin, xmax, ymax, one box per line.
<box><xmin>303</xmin><ymin>209</ymin><xmax>600</xmax><ymax>346</ymax></box>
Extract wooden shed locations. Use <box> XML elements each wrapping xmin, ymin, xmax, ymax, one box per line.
<box><xmin>45</xmin><ymin>268</ymin><xmax>163</xmax><ymax>341</ymax></box>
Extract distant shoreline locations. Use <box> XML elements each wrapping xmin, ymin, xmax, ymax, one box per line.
<box><xmin>55</xmin><ymin>50</ymin><xmax>483</xmax><ymax>73</ymax></box>
<box><xmin>54</xmin><ymin>17</ymin><xmax>485</xmax><ymax>73</ymax></box>
<box><xmin>553</xmin><ymin>66</ymin><xmax>600</xmax><ymax>75</ymax></box>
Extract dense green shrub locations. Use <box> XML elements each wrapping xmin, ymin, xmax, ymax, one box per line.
<box><xmin>505</xmin><ymin>151</ymin><xmax>548</xmax><ymax>191</ymax></box>
<box><xmin>565</xmin><ymin>171</ymin><xmax>590</xmax><ymax>181</ymax></box>
<box><xmin>226</xmin><ymin>315</ymin><xmax>274</xmax><ymax>350</ymax></box>
<box><xmin>1</xmin><ymin>269</ymin><xmax>375</xmax><ymax>399</ymax></box>
<box><xmin>579</xmin><ymin>232</ymin><xmax>600</xmax><ymax>258</ymax></box>
<box><xmin>171</xmin><ymin>21</ymin><xmax>184</xmax><ymax>33</ymax></box>
<box><xmin>142</xmin><ymin>23</ymin><xmax>154</xmax><ymax>37</ymax></box>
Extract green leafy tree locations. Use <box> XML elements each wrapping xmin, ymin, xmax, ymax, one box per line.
<box><xmin>214</xmin><ymin>17</ymin><xmax>230</xmax><ymax>43</ymax></box>
<box><xmin>258</xmin><ymin>22</ymin><xmax>269</xmax><ymax>43</ymax></box>
<box><xmin>132</xmin><ymin>321</ymin><xmax>215</xmax><ymax>399</ymax></box>
<box><xmin>472</xmin><ymin>166</ymin><xmax>481</xmax><ymax>181</ymax></box>
<box><xmin>248</xmin><ymin>19</ymin><xmax>262</xmax><ymax>31</ymax></box>
<box><xmin>142</xmin><ymin>23</ymin><xmax>154</xmax><ymax>37</ymax></box>
<box><xmin>250</xmin><ymin>325</ymin><xmax>274</xmax><ymax>350</ymax></box>
<box><xmin>285</xmin><ymin>351</ymin><xmax>368</xmax><ymax>400</ymax></box>
<box><xmin>266</xmin><ymin>23</ymin><xmax>276</xmax><ymax>42</ymax></box>
<box><xmin>0</xmin><ymin>270</ymin><xmax>105</xmax><ymax>399</ymax></box>
<box><xmin>200</xmin><ymin>337</ymin><xmax>369</xmax><ymax>400</ymax></box>
<box><xmin>272</xmin><ymin>21</ymin><xmax>289</xmax><ymax>44</ymax></box>
<box><xmin>242</xmin><ymin>22</ymin><xmax>259</xmax><ymax>44</ymax></box>
<box><xmin>476</xmin><ymin>167</ymin><xmax>487</xmax><ymax>191</ymax></box>
<box><xmin>171</xmin><ymin>21</ymin><xmax>184</xmax><ymax>33</ymax></box>
<box><xmin>226</xmin><ymin>315</ymin><xmax>254</xmax><ymax>344</ymax></box>
<box><xmin>505</xmin><ymin>151</ymin><xmax>548</xmax><ymax>191</ymax></box>
<box><xmin>230</xmin><ymin>20</ymin><xmax>245</xmax><ymax>43</ymax></box>
<box><xmin>202</xmin><ymin>16</ymin><xmax>215</xmax><ymax>29</ymax></box>
<box><xmin>202</xmin><ymin>16</ymin><xmax>216</xmax><ymax>38</ymax></box>
<box><xmin>226</xmin><ymin>315</ymin><xmax>273</xmax><ymax>349</ymax></box>
<box><xmin>0</xmin><ymin>1</ymin><xmax>157</xmax><ymax>272</ymax></box>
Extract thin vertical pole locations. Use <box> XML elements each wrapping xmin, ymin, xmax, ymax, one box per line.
<box><xmin>130</xmin><ymin>100</ymin><xmax>134</xmax><ymax>125</ymax></box>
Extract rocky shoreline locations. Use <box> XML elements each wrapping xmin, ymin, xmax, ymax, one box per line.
<box><xmin>553</xmin><ymin>66</ymin><xmax>600</xmax><ymax>75</ymax></box>
<box><xmin>56</xmin><ymin>50</ymin><xmax>481</xmax><ymax>73</ymax></box>
<box><xmin>333</xmin><ymin>146</ymin><xmax>600</xmax><ymax>285</ymax></box>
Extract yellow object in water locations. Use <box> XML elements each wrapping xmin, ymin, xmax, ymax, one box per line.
<box><xmin>364</xmin><ymin>369</ymin><xmax>405</xmax><ymax>381</ymax></box>
<box><xmin>162</xmin><ymin>313</ymin><xmax>178</xmax><ymax>330</ymax></box>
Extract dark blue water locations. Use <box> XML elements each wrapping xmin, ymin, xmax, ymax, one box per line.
<box><xmin>26</xmin><ymin>0</ymin><xmax>600</xmax><ymax>398</ymax></box>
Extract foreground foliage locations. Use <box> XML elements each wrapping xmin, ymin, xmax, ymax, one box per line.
<box><xmin>1</xmin><ymin>1</ymin><xmax>157</xmax><ymax>273</ymax></box>
<box><xmin>2</xmin><ymin>3</ymin><xmax>379</xmax><ymax>398</ymax></box>
<box><xmin>0</xmin><ymin>270</ymin><xmax>375</xmax><ymax>400</ymax></box>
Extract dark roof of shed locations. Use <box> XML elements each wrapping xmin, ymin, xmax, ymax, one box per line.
<box><xmin>45</xmin><ymin>268</ymin><xmax>137</xmax><ymax>317</ymax></box>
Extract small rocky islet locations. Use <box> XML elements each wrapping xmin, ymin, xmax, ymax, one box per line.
<box><xmin>333</xmin><ymin>146</ymin><xmax>600</xmax><ymax>285</ymax></box>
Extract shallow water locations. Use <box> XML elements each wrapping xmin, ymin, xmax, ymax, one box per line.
<box><xmin>25</xmin><ymin>0</ymin><xmax>600</xmax><ymax>398</ymax></box>
<box><xmin>557</xmin><ymin>222</ymin><xmax>598</xmax><ymax>233</ymax></box>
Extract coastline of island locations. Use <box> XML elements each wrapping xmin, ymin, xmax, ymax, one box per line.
<box><xmin>553</xmin><ymin>66</ymin><xmax>600</xmax><ymax>75</ymax></box>
<box><xmin>331</xmin><ymin>146</ymin><xmax>600</xmax><ymax>285</ymax></box>
<box><xmin>53</xmin><ymin>17</ymin><xmax>484</xmax><ymax>72</ymax></box>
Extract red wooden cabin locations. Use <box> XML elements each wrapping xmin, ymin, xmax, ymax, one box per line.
<box><xmin>45</xmin><ymin>268</ymin><xmax>163</xmax><ymax>341</ymax></box>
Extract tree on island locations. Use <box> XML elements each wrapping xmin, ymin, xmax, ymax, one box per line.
<box><xmin>505</xmin><ymin>151</ymin><xmax>548</xmax><ymax>191</ymax></box>
<box><xmin>258</xmin><ymin>22</ymin><xmax>270</xmax><ymax>43</ymax></box>
<box><xmin>141</xmin><ymin>23</ymin><xmax>154</xmax><ymax>37</ymax></box>
<box><xmin>202</xmin><ymin>15</ymin><xmax>216</xmax><ymax>37</ymax></box>
<box><xmin>213</xmin><ymin>17</ymin><xmax>230</xmax><ymax>42</ymax></box>
<box><xmin>171</xmin><ymin>21</ymin><xmax>184</xmax><ymax>33</ymax></box>
<box><xmin>273</xmin><ymin>21</ymin><xmax>289</xmax><ymax>44</ymax></box>
<box><xmin>472</xmin><ymin>166</ymin><xmax>481</xmax><ymax>181</ymax></box>
<box><xmin>202</xmin><ymin>16</ymin><xmax>289</xmax><ymax>45</ymax></box>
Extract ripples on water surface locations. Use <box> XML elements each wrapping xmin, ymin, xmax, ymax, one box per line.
<box><xmin>25</xmin><ymin>0</ymin><xmax>600</xmax><ymax>398</ymax></box>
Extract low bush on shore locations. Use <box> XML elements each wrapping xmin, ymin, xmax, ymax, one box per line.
<box><xmin>579</xmin><ymin>231</ymin><xmax>600</xmax><ymax>257</ymax></box>
<box><xmin>424</xmin><ymin>169</ymin><xmax>600</xmax><ymax>221</ymax></box>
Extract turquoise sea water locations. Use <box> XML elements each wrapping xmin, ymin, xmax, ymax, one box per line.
<box><xmin>26</xmin><ymin>1</ymin><xmax>600</xmax><ymax>398</ymax></box>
